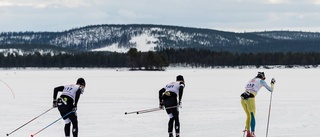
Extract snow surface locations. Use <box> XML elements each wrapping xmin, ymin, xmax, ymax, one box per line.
<box><xmin>0</xmin><ymin>68</ymin><xmax>319</xmax><ymax>137</ymax></box>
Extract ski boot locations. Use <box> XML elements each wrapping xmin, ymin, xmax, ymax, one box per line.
<box><xmin>250</xmin><ymin>132</ymin><xmax>256</xmax><ymax>137</ymax></box>
<box><xmin>246</xmin><ymin>130</ymin><xmax>251</xmax><ymax>137</ymax></box>
<box><xmin>169</xmin><ymin>133</ymin><xmax>174</xmax><ymax>137</ymax></box>
<box><xmin>176</xmin><ymin>133</ymin><xmax>180</xmax><ymax>137</ymax></box>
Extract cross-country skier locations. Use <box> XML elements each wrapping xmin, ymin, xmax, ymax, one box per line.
<box><xmin>240</xmin><ymin>72</ymin><xmax>275</xmax><ymax>137</ymax></box>
<box><xmin>53</xmin><ymin>78</ymin><xmax>86</xmax><ymax>137</ymax></box>
<box><xmin>159</xmin><ymin>75</ymin><xmax>185</xmax><ymax>137</ymax></box>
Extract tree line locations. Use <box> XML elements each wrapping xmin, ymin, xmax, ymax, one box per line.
<box><xmin>0</xmin><ymin>48</ymin><xmax>319</xmax><ymax>69</ymax></box>
<box><xmin>159</xmin><ymin>48</ymin><xmax>320</xmax><ymax>68</ymax></box>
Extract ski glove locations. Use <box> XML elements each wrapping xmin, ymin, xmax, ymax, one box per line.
<box><xmin>178</xmin><ymin>102</ymin><xmax>182</xmax><ymax>108</ymax></box>
<box><xmin>159</xmin><ymin>102</ymin><xmax>164</xmax><ymax>109</ymax></box>
<box><xmin>271</xmin><ymin>78</ymin><xmax>276</xmax><ymax>84</ymax></box>
<box><xmin>52</xmin><ymin>100</ymin><xmax>57</xmax><ymax>108</ymax></box>
<box><xmin>72</xmin><ymin>106</ymin><xmax>77</xmax><ymax>112</ymax></box>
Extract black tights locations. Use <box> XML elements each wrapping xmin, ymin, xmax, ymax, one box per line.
<box><xmin>167</xmin><ymin>108</ymin><xmax>180</xmax><ymax>134</ymax></box>
<box><xmin>64</xmin><ymin>113</ymin><xmax>78</xmax><ymax>137</ymax></box>
<box><xmin>58</xmin><ymin>97</ymin><xmax>78</xmax><ymax>137</ymax></box>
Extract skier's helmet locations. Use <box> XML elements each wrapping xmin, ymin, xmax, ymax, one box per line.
<box><xmin>76</xmin><ymin>78</ymin><xmax>86</xmax><ymax>87</ymax></box>
<box><xmin>256</xmin><ymin>72</ymin><xmax>265</xmax><ymax>79</ymax></box>
<box><xmin>176</xmin><ymin>75</ymin><xmax>184</xmax><ymax>82</ymax></box>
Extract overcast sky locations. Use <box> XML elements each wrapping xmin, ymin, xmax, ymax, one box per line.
<box><xmin>1</xmin><ymin>0</ymin><xmax>320</xmax><ymax>32</ymax></box>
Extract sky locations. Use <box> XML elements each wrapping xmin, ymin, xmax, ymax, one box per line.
<box><xmin>1</xmin><ymin>0</ymin><xmax>320</xmax><ymax>33</ymax></box>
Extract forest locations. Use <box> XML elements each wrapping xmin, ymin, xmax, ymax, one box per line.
<box><xmin>0</xmin><ymin>48</ymin><xmax>319</xmax><ymax>69</ymax></box>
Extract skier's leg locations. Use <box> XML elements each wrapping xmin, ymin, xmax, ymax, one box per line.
<box><xmin>241</xmin><ymin>99</ymin><xmax>251</xmax><ymax>131</ymax></box>
<box><xmin>250</xmin><ymin>112</ymin><xmax>256</xmax><ymax>136</ymax></box>
<box><xmin>64</xmin><ymin>119</ymin><xmax>71</xmax><ymax>137</ymax></box>
<box><xmin>68</xmin><ymin>113</ymin><xmax>78</xmax><ymax>137</ymax></box>
<box><xmin>166</xmin><ymin>107</ymin><xmax>174</xmax><ymax>136</ymax></box>
<box><xmin>247</xmin><ymin>98</ymin><xmax>256</xmax><ymax>136</ymax></box>
<box><xmin>165</xmin><ymin>97</ymin><xmax>177</xmax><ymax>136</ymax></box>
<box><xmin>171</xmin><ymin>108</ymin><xmax>180</xmax><ymax>135</ymax></box>
<box><xmin>58</xmin><ymin>102</ymin><xmax>71</xmax><ymax>137</ymax></box>
<box><xmin>168</xmin><ymin>115</ymin><xmax>174</xmax><ymax>134</ymax></box>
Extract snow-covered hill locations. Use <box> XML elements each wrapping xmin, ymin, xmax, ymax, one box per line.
<box><xmin>1</xmin><ymin>24</ymin><xmax>320</xmax><ymax>53</ymax></box>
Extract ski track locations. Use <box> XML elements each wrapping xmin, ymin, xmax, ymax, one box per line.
<box><xmin>0</xmin><ymin>68</ymin><xmax>320</xmax><ymax>137</ymax></box>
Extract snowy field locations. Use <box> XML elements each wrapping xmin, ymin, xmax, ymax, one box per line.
<box><xmin>0</xmin><ymin>68</ymin><xmax>320</xmax><ymax>137</ymax></box>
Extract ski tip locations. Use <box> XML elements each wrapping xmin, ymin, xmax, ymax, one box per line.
<box><xmin>125</xmin><ymin>112</ymin><xmax>127</xmax><ymax>115</ymax></box>
<box><xmin>6</xmin><ymin>133</ymin><xmax>9</xmax><ymax>136</ymax></box>
<box><xmin>136</xmin><ymin>112</ymin><xmax>139</xmax><ymax>114</ymax></box>
<box><xmin>31</xmin><ymin>134</ymin><xmax>34</xmax><ymax>137</ymax></box>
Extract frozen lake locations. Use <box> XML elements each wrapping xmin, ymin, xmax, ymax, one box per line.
<box><xmin>0</xmin><ymin>68</ymin><xmax>319</xmax><ymax>137</ymax></box>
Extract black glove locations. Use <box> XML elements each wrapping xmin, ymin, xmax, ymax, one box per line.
<box><xmin>271</xmin><ymin>78</ymin><xmax>276</xmax><ymax>84</ymax></box>
<box><xmin>52</xmin><ymin>100</ymin><xmax>57</xmax><ymax>108</ymax></box>
<box><xmin>178</xmin><ymin>102</ymin><xmax>182</xmax><ymax>108</ymax></box>
<box><xmin>159</xmin><ymin>102</ymin><xmax>164</xmax><ymax>109</ymax></box>
<box><xmin>72</xmin><ymin>106</ymin><xmax>77</xmax><ymax>112</ymax></box>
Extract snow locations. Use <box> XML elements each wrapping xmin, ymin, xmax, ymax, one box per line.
<box><xmin>0</xmin><ymin>68</ymin><xmax>319</xmax><ymax>137</ymax></box>
<box><xmin>91</xmin><ymin>43</ymin><xmax>129</xmax><ymax>53</ymax></box>
<box><xmin>129</xmin><ymin>34</ymin><xmax>157</xmax><ymax>52</ymax></box>
<box><xmin>0</xmin><ymin>49</ymin><xmax>24</xmax><ymax>56</ymax></box>
<box><xmin>91</xmin><ymin>34</ymin><xmax>157</xmax><ymax>53</ymax></box>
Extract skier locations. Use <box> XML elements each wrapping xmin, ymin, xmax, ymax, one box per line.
<box><xmin>159</xmin><ymin>75</ymin><xmax>185</xmax><ymax>137</ymax></box>
<box><xmin>53</xmin><ymin>78</ymin><xmax>86</xmax><ymax>137</ymax></box>
<box><xmin>241</xmin><ymin>72</ymin><xmax>275</xmax><ymax>137</ymax></box>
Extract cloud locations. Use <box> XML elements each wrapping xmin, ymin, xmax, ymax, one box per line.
<box><xmin>117</xmin><ymin>9</ymin><xmax>156</xmax><ymax>20</ymax></box>
<box><xmin>0</xmin><ymin>0</ymin><xmax>38</xmax><ymax>7</ymax></box>
<box><xmin>313</xmin><ymin>0</ymin><xmax>320</xmax><ymax>4</ymax></box>
<box><xmin>0</xmin><ymin>1</ymin><xmax>13</xmax><ymax>7</ymax></box>
<box><xmin>265</xmin><ymin>0</ymin><xmax>320</xmax><ymax>4</ymax></box>
<box><xmin>267</xmin><ymin>0</ymin><xmax>290</xmax><ymax>4</ymax></box>
<box><xmin>0</xmin><ymin>0</ymin><xmax>89</xmax><ymax>8</ymax></box>
<box><xmin>0</xmin><ymin>0</ymin><xmax>320</xmax><ymax>32</ymax></box>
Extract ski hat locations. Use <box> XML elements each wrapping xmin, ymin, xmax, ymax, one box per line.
<box><xmin>176</xmin><ymin>75</ymin><xmax>184</xmax><ymax>82</ymax></box>
<box><xmin>76</xmin><ymin>78</ymin><xmax>86</xmax><ymax>87</ymax></box>
<box><xmin>257</xmin><ymin>72</ymin><xmax>265</xmax><ymax>79</ymax></box>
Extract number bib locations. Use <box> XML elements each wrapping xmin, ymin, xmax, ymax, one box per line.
<box><xmin>61</xmin><ymin>84</ymin><xmax>80</xmax><ymax>101</ymax></box>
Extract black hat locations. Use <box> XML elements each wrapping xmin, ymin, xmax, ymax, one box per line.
<box><xmin>176</xmin><ymin>75</ymin><xmax>184</xmax><ymax>81</ymax></box>
<box><xmin>76</xmin><ymin>78</ymin><xmax>86</xmax><ymax>86</ymax></box>
<box><xmin>257</xmin><ymin>72</ymin><xmax>265</xmax><ymax>79</ymax></box>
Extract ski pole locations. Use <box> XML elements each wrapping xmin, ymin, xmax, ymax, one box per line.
<box><xmin>125</xmin><ymin>107</ymin><xmax>161</xmax><ymax>115</ymax></box>
<box><xmin>125</xmin><ymin>105</ymin><xmax>178</xmax><ymax>115</ymax></box>
<box><xmin>266</xmin><ymin>84</ymin><xmax>275</xmax><ymax>137</ymax></box>
<box><xmin>242</xmin><ymin>127</ymin><xmax>246</xmax><ymax>137</ymax></box>
<box><xmin>137</xmin><ymin>106</ymin><xmax>178</xmax><ymax>114</ymax></box>
<box><xmin>6</xmin><ymin>107</ymin><xmax>54</xmax><ymax>136</ymax></box>
<box><xmin>30</xmin><ymin>110</ymin><xmax>73</xmax><ymax>137</ymax></box>
<box><xmin>0</xmin><ymin>79</ymin><xmax>15</xmax><ymax>98</ymax></box>
<box><xmin>136</xmin><ymin>107</ymin><xmax>163</xmax><ymax>114</ymax></box>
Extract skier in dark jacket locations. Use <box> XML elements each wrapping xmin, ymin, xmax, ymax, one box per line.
<box><xmin>159</xmin><ymin>75</ymin><xmax>185</xmax><ymax>137</ymax></box>
<box><xmin>53</xmin><ymin>78</ymin><xmax>86</xmax><ymax>137</ymax></box>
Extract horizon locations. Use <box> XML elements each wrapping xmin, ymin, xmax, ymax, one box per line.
<box><xmin>1</xmin><ymin>23</ymin><xmax>320</xmax><ymax>33</ymax></box>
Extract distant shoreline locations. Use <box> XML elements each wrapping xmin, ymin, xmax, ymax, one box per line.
<box><xmin>0</xmin><ymin>65</ymin><xmax>319</xmax><ymax>71</ymax></box>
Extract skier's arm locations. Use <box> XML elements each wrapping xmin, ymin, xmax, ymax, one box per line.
<box><xmin>53</xmin><ymin>86</ymin><xmax>64</xmax><ymax>100</ymax></box>
<box><xmin>178</xmin><ymin>82</ymin><xmax>185</xmax><ymax>102</ymax></box>
<box><xmin>74</xmin><ymin>89</ymin><xmax>81</xmax><ymax>107</ymax></box>
<box><xmin>159</xmin><ymin>88</ymin><xmax>165</xmax><ymax>103</ymax></box>
<box><xmin>260</xmin><ymin>80</ymin><xmax>273</xmax><ymax>92</ymax></box>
